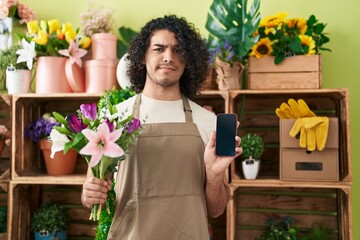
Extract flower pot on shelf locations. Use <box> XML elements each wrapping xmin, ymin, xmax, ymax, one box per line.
<box><xmin>247</xmin><ymin>55</ymin><xmax>322</xmax><ymax>89</ymax></box>
<box><xmin>91</xmin><ymin>33</ymin><xmax>117</xmax><ymax>60</ymax></box>
<box><xmin>6</xmin><ymin>68</ymin><xmax>31</xmax><ymax>94</ymax></box>
<box><xmin>34</xmin><ymin>230</ymin><xmax>67</xmax><ymax>240</ymax></box>
<box><xmin>39</xmin><ymin>140</ymin><xmax>78</xmax><ymax>176</ymax></box>
<box><xmin>215</xmin><ymin>58</ymin><xmax>243</xmax><ymax>90</ymax></box>
<box><xmin>85</xmin><ymin>59</ymin><xmax>118</xmax><ymax>93</ymax></box>
<box><xmin>242</xmin><ymin>158</ymin><xmax>260</xmax><ymax>180</ymax></box>
<box><xmin>35</xmin><ymin>57</ymin><xmax>73</xmax><ymax>94</ymax></box>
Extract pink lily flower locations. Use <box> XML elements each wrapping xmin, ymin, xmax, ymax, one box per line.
<box><xmin>80</xmin><ymin>121</ymin><xmax>124</xmax><ymax>167</ymax></box>
<box><xmin>58</xmin><ymin>39</ymin><xmax>87</xmax><ymax>67</ymax></box>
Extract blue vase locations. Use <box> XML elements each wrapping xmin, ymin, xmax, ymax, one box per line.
<box><xmin>34</xmin><ymin>230</ymin><xmax>67</xmax><ymax>240</ymax></box>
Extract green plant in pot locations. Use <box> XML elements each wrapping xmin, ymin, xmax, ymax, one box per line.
<box><xmin>205</xmin><ymin>0</ymin><xmax>260</xmax><ymax>89</ymax></box>
<box><xmin>239</xmin><ymin>133</ymin><xmax>264</xmax><ymax>179</ymax></box>
<box><xmin>31</xmin><ymin>203</ymin><xmax>69</xmax><ymax>240</ymax></box>
<box><xmin>0</xmin><ymin>43</ymin><xmax>32</xmax><ymax>93</ymax></box>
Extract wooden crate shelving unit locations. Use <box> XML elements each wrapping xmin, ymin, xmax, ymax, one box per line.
<box><xmin>5</xmin><ymin>91</ymin><xmax>229</xmax><ymax>240</ymax></box>
<box><xmin>2</xmin><ymin>89</ymin><xmax>352</xmax><ymax>239</ymax></box>
<box><xmin>9</xmin><ymin>93</ymin><xmax>101</xmax><ymax>240</ymax></box>
<box><xmin>227</xmin><ymin>89</ymin><xmax>352</xmax><ymax>239</ymax></box>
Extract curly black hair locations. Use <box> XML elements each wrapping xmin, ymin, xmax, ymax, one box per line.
<box><xmin>126</xmin><ymin>15</ymin><xmax>209</xmax><ymax>99</ymax></box>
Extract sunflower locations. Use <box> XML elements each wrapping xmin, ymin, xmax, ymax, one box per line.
<box><xmin>260</xmin><ymin>12</ymin><xmax>288</xmax><ymax>28</ymax></box>
<box><xmin>299</xmin><ymin>35</ymin><xmax>316</xmax><ymax>55</ymax></box>
<box><xmin>286</xmin><ymin>18</ymin><xmax>307</xmax><ymax>34</ymax></box>
<box><xmin>249</xmin><ymin>38</ymin><xmax>273</xmax><ymax>58</ymax></box>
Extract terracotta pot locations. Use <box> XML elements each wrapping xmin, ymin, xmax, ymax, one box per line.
<box><xmin>39</xmin><ymin>140</ymin><xmax>78</xmax><ymax>176</ymax></box>
<box><xmin>215</xmin><ymin>58</ymin><xmax>244</xmax><ymax>90</ymax></box>
<box><xmin>91</xmin><ymin>33</ymin><xmax>117</xmax><ymax>60</ymax></box>
<box><xmin>36</xmin><ymin>57</ymin><xmax>73</xmax><ymax>93</ymax></box>
<box><xmin>85</xmin><ymin>59</ymin><xmax>119</xmax><ymax>93</ymax></box>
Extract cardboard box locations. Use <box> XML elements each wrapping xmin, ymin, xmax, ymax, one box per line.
<box><xmin>280</xmin><ymin>149</ymin><xmax>339</xmax><ymax>181</ymax></box>
<box><xmin>247</xmin><ymin>55</ymin><xmax>322</xmax><ymax>89</ymax></box>
<box><xmin>279</xmin><ymin>117</ymin><xmax>339</xmax><ymax>181</ymax></box>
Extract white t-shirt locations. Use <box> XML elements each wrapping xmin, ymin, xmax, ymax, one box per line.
<box><xmin>115</xmin><ymin>94</ymin><xmax>216</xmax><ymax>145</ymax></box>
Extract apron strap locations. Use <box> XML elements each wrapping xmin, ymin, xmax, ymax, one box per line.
<box><xmin>132</xmin><ymin>94</ymin><xmax>193</xmax><ymax>123</ymax></box>
<box><xmin>182</xmin><ymin>95</ymin><xmax>193</xmax><ymax>123</ymax></box>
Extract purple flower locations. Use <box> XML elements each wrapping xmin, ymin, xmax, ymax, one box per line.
<box><xmin>80</xmin><ymin>103</ymin><xmax>97</xmax><ymax>121</ymax></box>
<box><xmin>24</xmin><ymin>117</ymin><xmax>60</xmax><ymax>142</ymax></box>
<box><xmin>126</xmin><ymin>118</ymin><xmax>141</xmax><ymax>134</ymax></box>
<box><xmin>105</xmin><ymin>118</ymin><xmax>115</xmax><ymax>132</ymax></box>
<box><xmin>66</xmin><ymin>114</ymin><xmax>87</xmax><ymax>133</ymax></box>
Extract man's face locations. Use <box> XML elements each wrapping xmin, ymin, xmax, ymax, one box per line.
<box><xmin>144</xmin><ymin>29</ymin><xmax>185</xmax><ymax>88</ymax></box>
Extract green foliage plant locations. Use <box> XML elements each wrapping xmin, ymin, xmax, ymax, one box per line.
<box><xmin>257</xmin><ymin>216</ymin><xmax>298</xmax><ymax>240</ymax></box>
<box><xmin>205</xmin><ymin>0</ymin><xmax>261</xmax><ymax>60</ymax></box>
<box><xmin>240</xmin><ymin>133</ymin><xmax>265</xmax><ymax>159</ymax></box>
<box><xmin>117</xmin><ymin>26</ymin><xmax>138</xmax><ymax>59</ymax></box>
<box><xmin>31</xmin><ymin>203</ymin><xmax>69</xmax><ymax>233</ymax></box>
<box><xmin>0</xmin><ymin>45</ymin><xmax>28</xmax><ymax>70</ymax></box>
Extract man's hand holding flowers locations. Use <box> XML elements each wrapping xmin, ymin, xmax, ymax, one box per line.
<box><xmin>49</xmin><ymin>92</ymin><xmax>143</xmax><ymax>221</ymax></box>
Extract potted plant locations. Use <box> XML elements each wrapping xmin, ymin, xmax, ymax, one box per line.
<box><xmin>79</xmin><ymin>2</ymin><xmax>116</xmax><ymax>60</ymax></box>
<box><xmin>31</xmin><ymin>203</ymin><xmax>69</xmax><ymax>240</ymax></box>
<box><xmin>205</xmin><ymin>0</ymin><xmax>260</xmax><ymax>90</ymax></box>
<box><xmin>239</xmin><ymin>133</ymin><xmax>265</xmax><ymax>179</ymax></box>
<box><xmin>208</xmin><ymin>40</ymin><xmax>243</xmax><ymax>90</ymax></box>
<box><xmin>0</xmin><ymin>44</ymin><xmax>32</xmax><ymax>93</ymax></box>
<box><xmin>24</xmin><ymin>113</ymin><xmax>78</xmax><ymax>176</ymax></box>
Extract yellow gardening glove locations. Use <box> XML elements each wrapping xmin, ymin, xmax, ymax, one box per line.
<box><xmin>276</xmin><ymin>98</ymin><xmax>316</xmax><ymax>119</ymax></box>
<box><xmin>290</xmin><ymin>117</ymin><xmax>327</xmax><ymax>151</ymax></box>
<box><xmin>315</xmin><ymin>117</ymin><xmax>329</xmax><ymax>151</ymax></box>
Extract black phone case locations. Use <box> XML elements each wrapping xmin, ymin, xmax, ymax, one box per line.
<box><xmin>216</xmin><ymin>113</ymin><xmax>237</xmax><ymax>156</ymax></box>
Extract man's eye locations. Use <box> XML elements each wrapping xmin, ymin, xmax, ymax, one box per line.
<box><xmin>154</xmin><ymin>48</ymin><xmax>163</xmax><ymax>52</ymax></box>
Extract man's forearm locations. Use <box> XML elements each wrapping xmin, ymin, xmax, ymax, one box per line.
<box><xmin>205</xmin><ymin>172</ymin><xmax>229</xmax><ymax>218</ymax></box>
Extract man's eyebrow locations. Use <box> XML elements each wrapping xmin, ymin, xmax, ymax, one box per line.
<box><xmin>153</xmin><ymin>43</ymin><xmax>166</xmax><ymax>47</ymax></box>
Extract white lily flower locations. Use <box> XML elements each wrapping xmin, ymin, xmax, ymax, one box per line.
<box><xmin>16</xmin><ymin>38</ymin><xmax>36</xmax><ymax>70</ymax></box>
<box><xmin>49</xmin><ymin>128</ymin><xmax>70</xmax><ymax>158</ymax></box>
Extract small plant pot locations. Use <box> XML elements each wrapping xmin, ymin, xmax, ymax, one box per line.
<box><xmin>6</xmin><ymin>68</ymin><xmax>31</xmax><ymax>94</ymax></box>
<box><xmin>242</xmin><ymin>159</ymin><xmax>260</xmax><ymax>179</ymax></box>
<box><xmin>34</xmin><ymin>230</ymin><xmax>67</xmax><ymax>240</ymax></box>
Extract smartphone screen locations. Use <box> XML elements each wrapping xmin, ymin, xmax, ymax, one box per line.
<box><xmin>216</xmin><ymin>113</ymin><xmax>237</xmax><ymax>156</ymax></box>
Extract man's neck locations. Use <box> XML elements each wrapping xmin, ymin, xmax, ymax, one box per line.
<box><xmin>142</xmin><ymin>82</ymin><xmax>182</xmax><ymax>101</ymax></box>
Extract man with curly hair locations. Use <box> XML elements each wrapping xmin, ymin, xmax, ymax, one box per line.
<box><xmin>82</xmin><ymin>15</ymin><xmax>242</xmax><ymax>239</ymax></box>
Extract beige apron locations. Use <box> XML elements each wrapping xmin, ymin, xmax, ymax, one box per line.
<box><xmin>107</xmin><ymin>94</ymin><xmax>209</xmax><ymax>240</ymax></box>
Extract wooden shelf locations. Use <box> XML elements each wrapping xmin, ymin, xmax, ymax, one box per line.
<box><xmin>229</xmin><ymin>180</ymin><xmax>351</xmax><ymax>189</ymax></box>
<box><xmin>10</xmin><ymin>174</ymin><xmax>86</xmax><ymax>185</ymax></box>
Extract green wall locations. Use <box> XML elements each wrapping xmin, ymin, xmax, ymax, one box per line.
<box><xmin>21</xmin><ymin>0</ymin><xmax>360</xmax><ymax>237</ymax></box>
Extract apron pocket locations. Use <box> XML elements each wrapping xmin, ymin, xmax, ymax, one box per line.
<box><xmin>107</xmin><ymin>200</ymin><xmax>137</xmax><ymax>239</ymax></box>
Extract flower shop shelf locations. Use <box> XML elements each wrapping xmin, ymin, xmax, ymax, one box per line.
<box><xmin>10</xmin><ymin>93</ymin><xmax>102</xmax><ymax>180</ymax></box>
<box><xmin>7</xmin><ymin>182</ymin><xmax>96</xmax><ymax>240</ymax></box>
<box><xmin>228</xmin><ymin>89</ymin><xmax>351</xmax><ymax>183</ymax></box>
<box><xmin>226</xmin><ymin>184</ymin><xmax>352</xmax><ymax>240</ymax></box>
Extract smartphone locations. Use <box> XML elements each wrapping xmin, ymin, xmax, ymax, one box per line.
<box><xmin>216</xmin><ymin>113</ymin><xmax>237</xmax><ymax>156</ymax></box>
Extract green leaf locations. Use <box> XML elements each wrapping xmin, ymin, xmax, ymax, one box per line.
<box><xmin>117</xmin><ymin>26</ymin><xmax>138</xmax><ymax>59</ymax></box>
<box><xmin>205</xmin><ymin>0</ymin><xmax>261</xmax><ymax>58</ymax></box>
<box><xmin>274</xmin><ymin>54</ymin><xmax>286</xmax><ymax>65</ymax></box>
<box><xmin>53</xmin><ymin>126</ymin><xmax>71</xmax><ymax>135</ymax></box>
<box><xmin>53</xmin><ymin>112</ymin><xmax>67</xmax><ymax>125</ymax></box>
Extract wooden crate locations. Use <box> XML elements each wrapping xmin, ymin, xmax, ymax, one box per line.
<box><xmin>11</xmin><ymin>94</ymin><xmax>101</xmax><ymax>182</ymax></box>
<box><xmin>227</xmin><ymin>185</ymin><xmax>352</xmax><ymax>240</ymax></box>
<box><xmin>7</xmin><ymin>182</ymin><xmax>96</xmax><ymax>240</ymax></box>
<box><xmin>229</xmin><ymin>89</ymin><xmax>351</xmax><ymax>184</ymax></box>
<box><xmin>247</xmin><ymin>55</ymin><xmax>322</xmax><ymax>90</ymax></box>
<box><xmin>0</xmin><ymin>95</ymin><xmax>11</xmax><ymax>184</ymax></box>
